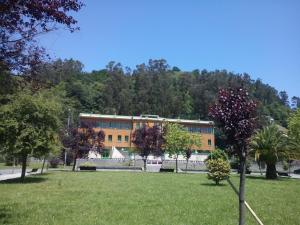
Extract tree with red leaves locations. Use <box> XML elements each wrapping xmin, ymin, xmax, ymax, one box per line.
<box><xmin>209</xmin><ymin>87</ymin><xmax>257</xmax><ymax>225</ymax></box>
<box><xmin>132</xmin><ymin>125</ymin><xmax>164</xmax><ymax>171</ymax></box>
<box><xmin>64</xmin><ymin>124</ymin><xmax>105</xmax><ymax>171</ymax></box>
<box><xmin>0</xmin><ymin>0</ymin><xmax>83</xmax><ymax>73</ymax></box>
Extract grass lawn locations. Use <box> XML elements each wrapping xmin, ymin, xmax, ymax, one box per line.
<box><xmin>0</xmin><ymin>162</ymin><xmax>21</xmax><ymax>170</ymax></box>
<box><xmin>0</xmin><ymin>172</ymin><xmax>299</xmax><ymax>225</ymax></box>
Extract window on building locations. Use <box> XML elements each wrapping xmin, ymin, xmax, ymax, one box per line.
<box><xmin>208</xmin><ymin>139</ymin><xmax>212</xmax><ymax>146</ymax></box>
<box><xmin>118</xmin><ymin>135</ymin><xmax>122</xmax><ymax>142</ymax></box>
<box><xmin>125</xmin><ymin>135</ymin><xmax>129</xmax><ymax>142</ymax></box>
<box><xmin>102</xmin><ymin>149</ymin><xmax>110</xmax><ymax>158</ymax></box>
<box><xmin>108</xmin><ymin>135</ymin><xmax>112</xmax><ymax>142</ymax></box>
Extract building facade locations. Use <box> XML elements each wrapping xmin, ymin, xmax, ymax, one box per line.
<box><xmin>79</xmin><ymin>113</ymin><xmax>215</xmax><ymax>160</ymax></box>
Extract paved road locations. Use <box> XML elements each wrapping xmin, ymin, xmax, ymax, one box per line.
<box><xmin>0</xmin><ymin>168</ymin><xmax>23</xmax><ymax>175</ymax></box>
<box><xmin>0</xmin><ymin>169</ymin><xmax>41</xmax><ymax>181</ymax></box>
<box><xmin>1</xmin><ymin>168</ymin><xmax>300</xmax><ymax>181</ymax></box>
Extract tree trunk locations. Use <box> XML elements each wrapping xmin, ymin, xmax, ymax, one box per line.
<box><xmin>143</xmin><ymin>157</ymin><xmax>147</xmax><ymax>171</ymax></box>
<box><xmin>258</xmin><ymin>161</ymin><xmax>262</xmax><ymax>175</ymax></box>
<box><xmin>41</xmin><ymin>156</ymin><xmax>46</xmax><ymax>174</ymax></box>
<box><xmin>133</xmin><ymin>153</ymin><xmax>136</xmax><ymax>167</ymax></box>
<box><xmin>266</xmin><ymin>163</ymin><xmax>277</xmax><ymax>179</ymax></box>
<box><xmin>72</xmin><ymin>154</ymin><xmax>77</xmax><ymax>171</ymax></box>
<box><xmin>175</xmin><ymin>154</ymin><xmax>178</xmax><ymax>173</ymax></box>
<box><xmin>185</xmin><ymin>159</ymin><xmax>189</xmax><ymax>173</ymax></box>
<box><xmin>21</xmin><ymin>154</ymin><xmax>28</xmax><ymax>181</ymax></box>
<box><xmin>239</xmin><ymin>156</ymin><xmax>246</xmax><ymax>225</ymax></box>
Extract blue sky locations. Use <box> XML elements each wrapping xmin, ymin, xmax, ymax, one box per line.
<box><xmin>39</xmin><ymin>0</ymin><xmax>300</xmax><ymax>99</ymax></box>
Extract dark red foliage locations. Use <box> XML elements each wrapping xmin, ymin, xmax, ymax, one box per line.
<box><xmin>132</xmin><ymin>125</ymin><xmax>164</xmax><ymax>158</ymax></box>
<box><xmin>64</xmin><ymin>126</ymin><xmax>105</xmax><ymax>159</ymax></box>
<box><xmin>209</xmin><ymin>88</ymin><xmax>257</xmax><ymax>154</ymax></box>
<box><xmin>0</xmin><ymin>0</ymin><xmax>83</xmax><ymax>72</ymax></box>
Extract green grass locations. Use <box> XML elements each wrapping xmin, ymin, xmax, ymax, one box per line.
<box><xmin>0</xmin><ymin>162</ymin><xmax>20</xmax><ymax>170</ymax></box>
<box><xmin>0</xmin><ymin>172</ymin><xmax>299</xmax><ymax>225</ymax></box>
<box><xmin>0</xmin><ymin>162</ymin><xmax>41</xmax><ymax>170</ymax></box>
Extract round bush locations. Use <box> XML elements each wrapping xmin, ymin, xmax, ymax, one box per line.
<box><xmin>206</xmin><ymin>159</ymin><xmax>231</xmax><ymax>185</ymax></box>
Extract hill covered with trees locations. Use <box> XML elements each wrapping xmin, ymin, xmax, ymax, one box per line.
<box><xmin>1</xmin><ymin>58</ymin><xmax>295</xmax><ymax>130</ymax></box>
<box><xmin>25</xmin><ymin>58</ymin><xmax>292</xmax><ymax>126</ymax></box>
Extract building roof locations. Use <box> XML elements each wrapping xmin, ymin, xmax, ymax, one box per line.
<box><xmin>79</xmin><ymin>113</ymin><xmax>214</xmax><ymax>125</ymax></box>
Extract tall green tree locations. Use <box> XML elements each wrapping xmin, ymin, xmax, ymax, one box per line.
<box><xmin>251</xmin><ymin>125</ymin><xmax>286</xmax><ymax>179</ymax></box>
<box><xmin>0</xmin><ymin>91</ymin><xmax>62</xmax><ymax>180</ymax></box>
<box><xmin>291</xmin><ymin>96</ymin><xmax>300</xmax><ymax>109</ymax></box>
<box><xmin>288</xmin><ymin>109</ymin><xmax>300</xmax><ymax>159</ymax></box>
<box><xmin>163</xmin><ymin>123</ymin><xmax>195</xmax><ymax>173</ymax></box>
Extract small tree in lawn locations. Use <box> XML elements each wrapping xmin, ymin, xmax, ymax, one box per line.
<box><xmin>209</xmin><ymin>87</ymin><xmax>257</xmax><ymax>225</ymax></box>
<box><xmin>64</xmin><ymin>124</ymin><xmax>105</xmax><ymax>171</ymax></box>
<box><xmin>163</xmin><ymin>123</ymin><xmax>191</xmax><ymax>173</ymax></box>
<box><xmin>132</xmin><ymin>125</ymin><xmax>164</xmax><ymax>171</ymax></box>
<box><xmin>184</xmin><ymin>133</ymin><xmax>201</xmax><ymax>172</ymax></box>
<box><xmin>206</xmin><ymin>158</ymin><xmax>231</xmax><ymax>185</ymax></box>
<box><xmin>0</xmin><ymin>92</ymin><xmax>62</xmax><ymax>181</ymax></box>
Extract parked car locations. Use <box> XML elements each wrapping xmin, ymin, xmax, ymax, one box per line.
<box><xmin>294</xmin><ymin>169</ymin><xmax>300</xmax><ymax>174</ymax></box>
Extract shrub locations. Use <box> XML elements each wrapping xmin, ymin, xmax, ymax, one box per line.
<box><xmin>80</xmin><ymin>161</ymin><xmax>96</xmax><ymax>167</ymax></box>
<box><xmin>49</xmin><ymin>157</ymin><xmax>60</xmax><ymax>168</ymax></box>
<box><xmin>206</xmin><ymin>159</ymin><xmax>231</xmax><ymax>185</ymax></box>
<box><xmin>205</xmin><ymin>149</ymin><xmax>228</xmax><ymax>161</ymax></box>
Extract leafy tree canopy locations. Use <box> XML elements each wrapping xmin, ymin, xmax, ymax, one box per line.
<box><xmin>288</xmin><ymin>109</ymin><xmax>300</xmax><ymax>159</ymax></box>
<box><xmin>1</xmin><ymin>58</ymin><xmax>292</xmax><ymax>151</ymax></box>
<box><xmin>250</xmin><ymin>124</ymin><xmax>287</xmax><ymax>179</ymax></box>
<box><xmin>0</xmin><ymin>90</ymin><xmax>63</xmax><ymax>179</ymax></box>
<box><xmin>0</xmin><ymin>0</ymin><xmax>83</xmax><ymax>72</ymax></box>
<box><xmin>132</xmin><ymin>125</ymin><xmax>164</xmax><ymax>171</ymax></box>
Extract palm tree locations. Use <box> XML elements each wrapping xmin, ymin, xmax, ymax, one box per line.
<box><xmin>251</xmin><ymin>125</ymin><xmax>287</xmax><ymax>179</ymax></box>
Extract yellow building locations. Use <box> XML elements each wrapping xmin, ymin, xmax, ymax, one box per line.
<box><xmin>79</xmin><ymin>113</ymin><xmax>215</xmax><ymax>158</ymax></box>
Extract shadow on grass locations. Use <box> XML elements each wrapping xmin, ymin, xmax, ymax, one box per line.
<box><xmin>0</xmin><ymin>206</ymin><xmax>13</xmax><ymax>224</ymax></box>
<box><xmin>0</xmin><ymin>176</ymin><xmax>48</xmax><ymax>184</ymax></box>
<box><xmin>246</xmin><ymin>176</ymin><xmax>287</xmax><ymax>181</ymax></box>
<box><xmin>200</xmin><ymin>182</ymin><xmax>227</xmax><ymax>187</ymax></box>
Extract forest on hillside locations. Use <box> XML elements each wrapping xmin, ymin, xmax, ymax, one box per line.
<box><xmin>1</xmin><ymin>58</ymin><xmax>296</xmax><ymax>130</ymax></box>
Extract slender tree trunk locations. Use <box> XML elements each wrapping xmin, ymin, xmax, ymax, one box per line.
<box><xmin>266</xmin><ymin>163</ymin><xmax>277</xmax><ymax>179</ymax></box>
<box><xmin>175</xmin><ymin>154</ymin><xmax>178</xmax><ymax>173</ymax></box>
<box><xmin>239</xmin><ymin>155</ymin><xmax>246</xmax><ymax>225</ymax></box>
<box><xmin>258</xmin><ymin>161</ymin><xmax>262</xmax><ymax>175</ymax></box>
<box><xmin>185</xmin><ymin>158</ymin><xmax>189</xmax><ymax>173</ymax></box>
<box><xmin>21</xmin><ymin>154</ymin><xmax>28</xmax><ymax>181</ymax></box>
<box><xmin>143</xmin><ymin>157</ymin><xmax>147</xmax><ymax>171</ymax></box>
<box><xmin>288</xmin><ymin>160</ymin><xmax>291</xmax><ymax>176</ymax></box>
<box><xmin>41</xmin><ymin>156</ymin><xmax>46</xmax><ymax>174</ymax></box>
<box><xmin>133</xmin><ymin>153</ymin><xmax>135</xmax><ymax>167</ymax></box>
<box><xmin>72</xmin><ymin>153</ymin><xmax>77</xmax><ymax>172</ymax></box>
